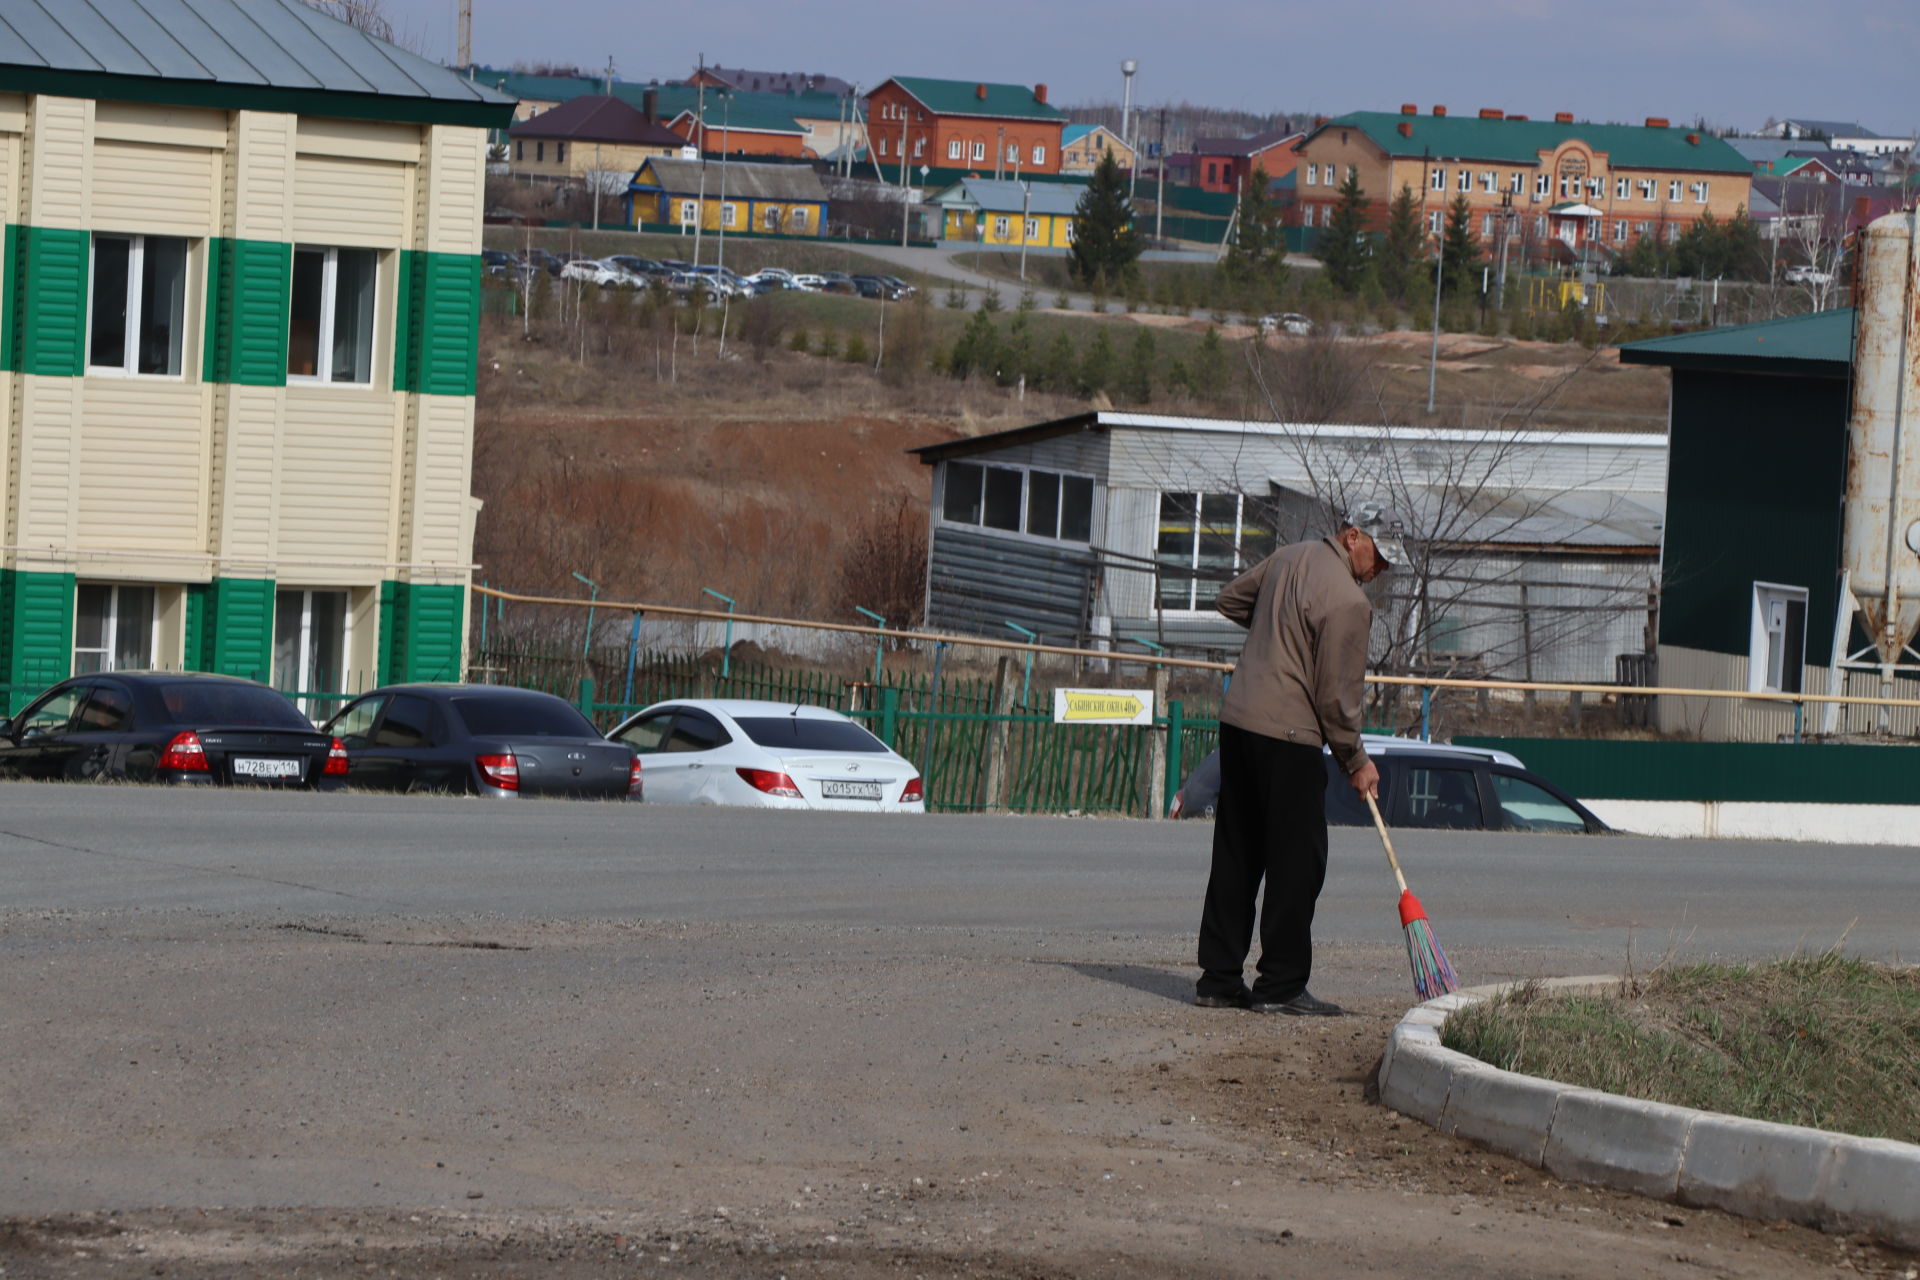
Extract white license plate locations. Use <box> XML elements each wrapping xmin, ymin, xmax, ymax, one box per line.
<box><xmin>820</xmin><ymin>779</ymin><xmax>883</xmax><ymax>801</ymax></box>
<box><xmin>233</xmin><ymin>757</ymin><xmax>303</xmax><ymax>779</ymax></box>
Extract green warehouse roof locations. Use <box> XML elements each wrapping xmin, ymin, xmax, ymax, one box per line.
<box><xmin>1309</xmin><ymin>111</ymin><xmax>1754</xmax><ymax>175</ymax></box>
<box><xmin>0</xmin><ymin>0</ymin><xmax>514</xmax><ymax>128</ymax></box>
<box><xmin>1618</xmin><ymin>308</ymin><xmax>1855</xmax><ymax>377</ymax></box>
<box><xmin>878</xmin><ymin>76</ymin><xmax>1066</xmax><ymax>123</ymax></box>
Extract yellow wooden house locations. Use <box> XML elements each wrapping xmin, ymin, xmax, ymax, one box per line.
<box><xmin>928</xmin><ymin>177</ymin><xmax>1089</xmax><ymax>248</ymax></box>
<box><xmin>628</xmin><ymin>157</ymin><xmax>829</xmax><ymax>236</ymax></box>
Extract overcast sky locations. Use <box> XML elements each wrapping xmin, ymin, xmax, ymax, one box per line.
<box><xmin>387</xmin><ymin>0</ymin><xmax>1918</xmax><ymax>135</ymax></box>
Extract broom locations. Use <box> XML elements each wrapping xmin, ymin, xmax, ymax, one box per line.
<box><xmin>1364</xmin><ymin>792</ymin><xmax>1459</xmax><ymax>1000</ymax></box>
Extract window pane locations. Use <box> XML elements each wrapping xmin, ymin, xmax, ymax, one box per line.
<box><xmin>1026</xmin><ymin>471</ymin><xmax>1060</xmax><ymax>537</ymax></box>
<box><xmin>112</xmin><ymin>586</ymin><xmax>154</xmax><ymax>670</ymax></box>
<box><xmin>157</xmin><ymin>682</ymin><xmax>313</xmax><ymax>729</ymax></box>
<box><xmin>79</xmin><ymin>683</ymin><xmax>133</xmax><ymax>732</ymax></box>
<box><xmin>272</xmin><ymin>590</ymin><xmax>305</xmax><ymax>691</ymax></box>
<box><xmin>328</xmin><ymin>696</ymin><xmax>385</xmax><ymax>746</ymax></box>
<box><xmin>331</xmin><ymin>249</ymin><xmax>377</xmax><ymax>383</ymax></box>
<box><xmin>289</xmin><ymin>249</ymin><xmax>325</xmax><ymax>378</ymax></box>
<box><xmin>450</xmin><ymin>693</ymin><xmax>595</xmax><ymax>737</ymax></box>
<box><xmin>733</xmin><ymin>716</ymin><xmax>887</xmax><ymax>752</ymax></box>
<box><xmin>614</xmin><ymin>713</ymin><xmax>673</xmax><ymax>753</ymax></box>
<box><xmin>75</xmin><ymin>585</ymin><xmax>110</xmax><ymax>651</ymax></box>
<box><xmin>943</xmin><ymin>462</ymin><xmax>983</xmax><ymax>524</ymax></box>
<box><xmin>1395</xmin><ymin>766</ymin><xmax>1483</xmax><ymax>829</ymax></box>
<box><xmin>982</xmin><ymin>466</ymin><xmax>1022</xmax><ymax>531</ymax></box>
<box><xmin>1491</xmin><ymin>773</ymin><xmax>1585</xmax><ymax>832</ymax></box>
<box><xmin>1782</xmin><ymin>599</ymin><xmax>1806</xmax><ymax>695</ymax></box>
<box><xmin>374</xmin><ymin>694</ymin><xmax>435</xmax><ymax>748</ymax></box>
<box><xmin>90</xmin><ymin>236</ymin><xmax>131</xmax><ymax>369</ymax></box>
<box><xmin>137</xmin><ymin>237</ymin><xmax>187</xmax><ymax>375</ymax></box>
<box><xmin>664</xmin><ymin>711</ymin><xmax>729</xmax><ymax>752</ymax></box>
<box><xmin>21</xmin><ymin>687</ymin><xmax>86</xmax><ymax>735</ymax></box>
<box><xmin>307</xmin><ymin>591</ymin><xmax>348</xmax><ymax>692</ymax></box>
<box><xmin>1060</xmin><ymin>475</ymin><xmax>1094</xmax><ymax>542</ymax></box>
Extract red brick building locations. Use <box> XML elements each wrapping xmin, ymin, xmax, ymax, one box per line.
<box><xmin>864</xmin><ymin>76</ymin><xmax>1068</xmax><ymax>177</ymax></box>
<box><xmin>1191</xmin><ymin>128</ymin><xmax>1303</xmax><ymax>193</ymax></box>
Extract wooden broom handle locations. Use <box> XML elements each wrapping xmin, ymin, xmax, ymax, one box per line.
<box><xmin>1365</xmin><ymin>791</ymin><xmax>1411</xmax><ymax>895</ymax></box>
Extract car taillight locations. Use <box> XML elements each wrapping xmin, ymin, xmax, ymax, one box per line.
<box><xmin>476</xmin><ymin>752</ymin><xmax>520</xmax><ymax>791</ymax></box>
<box><xmin>158</xmin><ymin>730</ymin><xmax>209</xmax><ymax>773</ymax></box>
<box><xmin>736</xmin><ymin>767</ymin><xmax>802</xmax><ymax>799</ymax></box>
<box><xmin>628</xmin><ymin>756</ymin><xmax>643</xmax><ymax>796</ymax></box>
<box><xmin>323</xmin><ymin>737</ymin><xmax>349</xmax><ymax>776</ymax></box>
<box><xmin>900</xmin><ymin>777</ymin><xmax>924</xmax><ymax>803</ymax></box>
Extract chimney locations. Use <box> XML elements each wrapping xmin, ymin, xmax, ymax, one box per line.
<box><xmin>1686</xmin><ymin>132</ymin><xmax>1700</xmax><ymax>146</ymax></box>
<box><xmin>1314</xmin><ymin>115</ymin><xmax>1328</xmax><ymax>128</ymax></box>
<box><xmin>1398</xmin><ymin>121</ymin><xmax>1413</xmax><ymax>138</ymax></box>
<box><xmin>1432</xmin><ymin>104</ymin><xmax>1447</xmax><ymax>117</ymax></box>
<box><xmin>976</xmin><ymin>83</ymin><xmax>988</xmax><ymax>100</ymax></box>
<box><xmin>1034</xmin><ymin>83</ymin><xmax>1047</xmax><ymax>104</ymax></box>
<box><xmin>1478</xmin><ymin>108</ymin><xmax>1504</xmax><ymax>119</ymax></box>
<box><xmin>1554</xmin><ymin>111</ymin><xmax>1574</xmax><ymax>124</ymax></box>
<box><xmin>1509</xmin><ymin>114</ymin><xmax>1528</xmax><ymax>121</ymax></box>
<box><xmin>1645</xmin><ymin>116</ymin><xmax>1669</xmax><ymax>129</ymax></box>
<box><xmin>1401</xmin><ymin>103</ymin><xmax>1418</xmax><ymax>115</ymax></box>
<box><xmin>643</xmin><ymin>87</ymin><xmax>657</xmax><ymax>122</ymax></box>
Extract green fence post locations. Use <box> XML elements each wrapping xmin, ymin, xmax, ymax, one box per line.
<box><xmin>879</xmin><ymin>685</ymin><xmax>900</xmax><ymax>747</ymax></box>
<box><xmin>579</xmin><ymin>676</ymin><xmax>596</xmax><ymax>721</ymax></box>
<box><xmin>1164</xmin><ymin>699</ymin><xmax>1185</xmax><ymax>814</ymax></box>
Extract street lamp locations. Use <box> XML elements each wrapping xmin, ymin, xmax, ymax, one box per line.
<box><xmin>701</xmin><ymin>587</ymin><xmax>736</xmax><ymax>678</ymax></box>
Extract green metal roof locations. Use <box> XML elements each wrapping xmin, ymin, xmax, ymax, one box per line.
<box><xmin>881</xmin><ymin>76</ymin><xmax>1066</xmax><ymax>123</ymax></box>
<box><xmin>471</xmin><ymin>68</ymin><xmax>591</xmax><ymax>105</ymax></box>
<box><xmin>1618</xmin><ymin>307</ymin><xmax>1855</xmax><ymax>377</ymax></box>
<box><xmin>1311</xmin><ymin>111</ymin><xmax>1754</xmax><ymax>175</ymax></box>
<box><xmin>642</xmin><ymin>85</ymin><xmax>808</xmax><ymax>136</ymax></box>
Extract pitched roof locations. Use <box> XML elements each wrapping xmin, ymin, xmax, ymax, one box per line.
<box><xmin>1062</xmin><ymin>123</ymin><xmax>1095</xmax><ymax>145</ymax></box>
<box><xmin>702</xmin><ymin>66</ymin><xmax>853</xmax><ymax>97</ymax></box>
<box><xmin>877</xmin><ymin>76</ymin><xmax>1066</xmax><ymax>123</ymax></box>
<box><xmin>1306</xmin><ymin>111</ymin><xmax>1753</xmax><ymax>175</ymax></box>
<box><xmin>0</xmin><ymin>0</ymin><xmax>514</xmax><ymax>127</ymax></box>
<box><xmin>1772</xmin><ymin>118</ymin><xmax>1877</xmax><ymax>138</ymax></box>
<box><xmin>1617</xmin><ymin>308</ymin><xmax>1854</xmax><ymax>377</ymax></box>
<box><xmin>630</xmin><ymin>156</ymin><xmax>828</xmax><ymax>202</ymax></box>
<box><xmin>1193</xmin><ymin>128</ymin><xmax>1301</xmax><ymax>158</ymax></box>
<box><xmin>471</xmin><ymin>67</ymin><xmax>592</xmax><ymax>105</ymax></box>
<box><xmin>509</xmin><ymin>95</ymin><xmax>684</xmax><ymax>146</ymax></box>
<box><xmin>647</xmin><ymin>84</ymin><xmax>809</xmax><ymax>136</ymax></box>
<box><xmin>927</xmin><ymin>177</ymin><xmax>1086</xmax><ymax>216</ymax></box>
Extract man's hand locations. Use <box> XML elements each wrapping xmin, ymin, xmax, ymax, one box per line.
<box><xmin>1349</xmin><ymin>759</ymin><xmax>1380</xmax><ymax>799</ymax></box>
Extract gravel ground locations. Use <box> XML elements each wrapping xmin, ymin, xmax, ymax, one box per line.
<box><xmin>3</xmin><ymin>909</ymin><xmax>1915</xmax><ymax>1280</ymax></box>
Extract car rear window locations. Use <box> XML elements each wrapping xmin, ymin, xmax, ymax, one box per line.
<box><xmin>451</xmin><ymin>694</ymin><xmax>595</xmax><ymax>737</ymax></box>
<box><xmin>733</xmin><ymin>716</ymin><xmax>887</xmax><ymax>753</ymax></box>
<box><xmin>159</xmin><ymin>683</ymin><xmax>313</xmax><ymax>729</ymax></box>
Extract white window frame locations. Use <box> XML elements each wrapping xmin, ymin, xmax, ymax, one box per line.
<box><xmin>72</xmin><ymin>583</ymin><xmax>157</xmax><ymax>674</ymax></box>
<box><xmin>1156</xmin><ymin>492</ymin><xmax>1273</xmax><ymax>615</ymax></box>
<box><xmin>1024</xmin><ymin>217</ymin><xmax>1040</xmax><ymax>241</ymax></box>
<box><xmin>1638</xmin><ymin>178</ymin><xmax>1655</xmax><ymax>200</ymax></box>
<box><xmin>1032</xmin><ymin>144</ymin><xmax>1044</xmax><ymax>165</ymax></box>
<box><xmin>1456</xmin><ymin>168</ymin><xmax>1471</xmax><ymax>192</ymax></box>
<box><xmin>288</xmin><ymin>246</ymin><xmax>378</xmax><ymax>386</ymax></box>
<box><xmin>1535</xmin><ymin>173</ymin><xmax>1550</xmax><ymax>197</ymax></box>
<box><xmin>679</xmin><ymin>200</ymin><xmax>698</xmax><ymax>226</ymax></box>
<box><xmin>948</xmin><ymin>138</ymin><xmax>962</xmax><ymax>160</ymax></box>
<box><xmin>1509</xmin><ymin>171</ymin><xmax>1524</xmax><ymax>194</ymax></box>
<box><xmin>1749</xmin><ymin>582</ymin><xmax>1809</xmax><ymax>694</ymax></box>
<box><xmin>763</xmin><ymin>205</ymin><xmax>781</xmax><ymax>230</ymax></box>
<box><xmin>1006</xmin><ymin>143</ymin><xmax>1018</xmax><ymax>163</ymax></box>
<box><xmin>86</xmin><ymin>233</ymin><xmax>188</xmax><ymax>379</ymax></box>
<box><xmin>721</xmin><ymin>202</ymin><xmax>738</xmax><ymax>228</ymax></box>
<box><xmin>913</xmin><ymin>137</ymin><xmax>925</xmax><ymax>157</ymax></box>
<box><xmin>1616</xmin><ymin>176</ymin><xmax>1631</xmax><ymax>198</ymax></box>
<box><xmin>1307</xmin><ymin>163</ymin><xmax>1318</xmax><ymax>186</ymax></box>
<box><xmin>1614</xmin><ymin>219</ymin><xmax>1629</xmax><ymax>243</ymax></box>
<box><xmin>1693</xmin><ymin>181</ymin><xmax>1710</xmax><ymax>203</ymax></box>
<box><xmin>971</xmin><ymin>140</ymin><xmax>986</xmax><ymax>161</ymax></box>
<box><xmin>1430</xmin><ymin>167</ymin><xmax>1445</xmax><ymax>191</ymax></box>
<box><xmin>1428</xmin><ymin>209</ymin><xmax>1443</xmax><ymax>233</ymax></box>
<box><xmin>790</xmin><ymin>207</ymin><xmax>809</xmax><ymax>230</ymax></box>
<box><xmin>938</xmin><ymin>462</ymin><xmax>1098</xmax><ymax>545</ymax></box>
<box><xmin>1481</xmin><ymin>170</ymin><xmax>1496</xmax><ymax>193</ymax></box>
<box><xmin>1669</xmin><ymin>179</ymin><xmax>1682</xmax><ymax>201</ymax></box>
<box><xmin>992</xmin><ymin>215</ymin><xmax>1010</xmax><ymax>239</ymax></box>
<box><xmin>274</xmin><ymin>587</ymin><xmax>353</xmax><ymax>719</ymax></box>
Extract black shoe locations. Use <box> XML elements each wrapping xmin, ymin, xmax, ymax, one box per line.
<box><xmin>1194</xmin><ymin>985</ymin><xmax>1252</xmax><ymax>1009</ymax></box>
<box><xmin>1251</xmin><ymin>990</ymin><xmax>1346</xmax><ymax>1017</ymax></box>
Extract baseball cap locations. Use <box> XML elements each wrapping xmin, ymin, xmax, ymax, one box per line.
<box><xmin>1342</xmin><ymin>502</ymin><xmax>1409</xmax><ymax>571</ymax></box>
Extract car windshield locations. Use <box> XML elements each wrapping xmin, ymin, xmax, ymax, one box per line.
<box><xmin>733</xmin><ymin>716</ymin><xmax>888</xmax><ymax>753</ymax></box>
<box><xmin>451</xmin><ymin>694</ymin><xmax>596</xmax><ymax>737</ymax></box>
<box><xmin>159</xmin><ymin>683</ymin><xmax>314</xmax><ymax>729</ymax></box>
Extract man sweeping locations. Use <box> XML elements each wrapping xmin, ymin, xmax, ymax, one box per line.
<box><xmin>1194</xmin><ymin>507</ymin><xmax>1403</xmax><ymax>1016</ymax></box>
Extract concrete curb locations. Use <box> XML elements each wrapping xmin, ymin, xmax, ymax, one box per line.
<box><xmin>1376</xmin><ymin>976</ymin><xmax>1920</xmax><ymax>1250</ymax></box>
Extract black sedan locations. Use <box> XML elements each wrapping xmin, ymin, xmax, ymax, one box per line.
<box><xmin>322</xmin><ymin>684</ymin><xmax>638</xmax><ymax>799</ymax></box>
<box><xmin>0</xmin><ymin>672</ymin><xmax>346</xmax><ymax>786</ymax></box>
<box><xmin>1169</xmin><ymin>738</ymin><xmax>1608</xmax><ymax>833</ymax></box>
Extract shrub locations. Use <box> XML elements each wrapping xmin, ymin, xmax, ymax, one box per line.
<box><xmin>843</xmin><ymin>333</ymin><xmax>870</xmax><ymax>365</ymax></box>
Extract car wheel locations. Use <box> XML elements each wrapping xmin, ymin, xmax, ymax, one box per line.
<box><xmin>64</xmin><ymin>752</ymin><xmax>111</xmax><ymax>782</ymax></box>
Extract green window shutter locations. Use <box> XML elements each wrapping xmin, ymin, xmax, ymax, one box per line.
<box><xmin>202</xmin><ymin>577</ymin><xmax>276</xmax><ymax>681</ymax></box>
<box><xmin>392</xmin><ymin>250</ymin><xmax>480</xmax><ymax>397</ymax></box>
<box><xmin>0</xmin><ymin>569</ymin><xmax>76</xmax><ymax>710</ymax></box>
<box><xmin>4</xmin><ymin>225</ymin><xmax>89</xmax><ymax>376</ymax></box>
<box><xmin>380</xmin><ymin>580</ymin><xmax>465</xmax><ymax>683</ymax></box>
<box><xmin>183</xmin><ymin>583</ymin><xmax>208</xmax><ymax>671</ymax></box>
<box><xmin>203</xmin><ymin>238</ymin><xmax>290</xmax><ymax>386</ymax></box>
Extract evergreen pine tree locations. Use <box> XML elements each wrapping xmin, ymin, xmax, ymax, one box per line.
<box><xmin>1038</xmin><ymin>332</ymin><xmax>1077</xmax><ymax>392</ymax></box>
<box><xmin>1120</xmin><ymin>329</ymin><xmax>1156</xmax><ymax>405</ymax></box>
<box><xmin>1077</xmin><ymin>328</ymin><xmax>1116</xmax><ymax>397</ymax></box>
<box><xmin>1440</xmin><ymin>193</ymin><xmax>1481</xmax><ymax>297</ymax></box>
<box><xmin>1069</xmin><ymin>152</ymin><xmax>1142</xmax><ymax>288</ymax></box>
<box><xmin>1316</xmin><ymin>166</ymin><xmax>1372</xmax><ymax>295</ymax></box>
<box><xmin>1191</xmin><ymin>326</ymin><xmax>1228</xmax><ymax>401</ymax></box>
<box><xmin>1223</xmin><ymin>165</ymin><xmax>1290</xmax><ymax>302</ymax></box>
<box><xmin>1000</xmin><ymin>312</ymin><xmax>1035</xmax><ymax>387</ymax></box>
<box><xmin>949</xmin><ymin>309</ymin><xmax>1000</xmax><ymax>381</ymax></box>
<box><xmin>1377</xmin><ymin>184</ymin><xmax>1425</xmax><ymax>302</ymax></box>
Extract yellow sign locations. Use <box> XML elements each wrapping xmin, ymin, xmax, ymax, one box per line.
<box><xmin>1052</xmin><ymin>689</ymin><xmax>1154</xmax><ymax>725</ymax></box>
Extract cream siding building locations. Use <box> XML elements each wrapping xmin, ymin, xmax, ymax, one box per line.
<box><xmin>0</xmin><ymin>0</ymin><xmax>513</xmax><ymax>709</ymax></box>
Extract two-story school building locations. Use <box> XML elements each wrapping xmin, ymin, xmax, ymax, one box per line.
<box><xmin>0</xmin><ymin>0</ymin><xmax>514</xmax><ymax>710</ymax></box>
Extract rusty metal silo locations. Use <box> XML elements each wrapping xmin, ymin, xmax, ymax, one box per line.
<box><xmin>1843</xmin><ymin>208</ymin><xmax>1920</xmax><ymax>669</ymax></box>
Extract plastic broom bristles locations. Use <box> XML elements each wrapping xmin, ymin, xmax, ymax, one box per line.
<box><xmin>1397</xmin><ymin>889</ymin><xmax>1459</xmax><ymax>1000</ymax></box>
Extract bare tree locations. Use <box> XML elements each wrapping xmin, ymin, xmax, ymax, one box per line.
<box><xmin>303</xmin><ymin>0</ymin><xmax>395</xmax><ymax>42</ymax></box>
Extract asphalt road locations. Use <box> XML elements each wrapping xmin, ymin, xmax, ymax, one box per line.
<box><xmin>1</xmin><ymin>782</ymin><xmax>1908</xmax><ymax>966</ymax></box>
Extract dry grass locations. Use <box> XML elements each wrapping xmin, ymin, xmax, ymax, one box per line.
<box><xmin>1443</xmin><ymin>956</ymin><xmax>1920</xmax><ymax>1143</ymax></box>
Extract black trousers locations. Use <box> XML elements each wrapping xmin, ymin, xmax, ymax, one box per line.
<box><xmin>1195</xmin><ymin>724</ymin><xmax>1330</xmax><ymax>1003</ymax></box>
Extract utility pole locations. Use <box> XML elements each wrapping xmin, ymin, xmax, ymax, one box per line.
<box><xmin>716</xmin><ymin>92</ymin><xmax>733</xmax><ymax>270</ymax></box>
<box><xmin>995</xmin><ymin>125</ymin><xmax>1005</xmax><ymax>180</ymax></box>
<box><xmin>1121</xmin><ymin>61</ymin><xmax>1139</xmax><ymax>204</ymax></box>
<box><xmin>692</xmin><ymin>55</ymin><xmax>707</xmax><ymax>269</ymax></box>
<box><xmin>1019</xmin><ymin>178</ymin><xmax>1032</xmax><ymax>279</ymax></box>
<box><xmin>456</xmin><ymin>0</ymin><xmax>471</xmax><ymax>69</ymax></box>
<box><xmin>897</xmin><ymin>106</ymin><xmax>912</xmax><ymax>246</ymax></box>
<box><xmin>1427</xmin><ymin>173</ymin><xmax>1446</xmax><ymax>415</ymax></box>
<box><xmin>1154</xmin><ymin>106</ymin><xmax>1168</xmax><ymax>245</ymax></box>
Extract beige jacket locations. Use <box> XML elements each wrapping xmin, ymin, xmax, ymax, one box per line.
<box><xmin>1215</xmin><ymin>536</ymin><xmax>1374</xmax><ymax>774</ymax></box>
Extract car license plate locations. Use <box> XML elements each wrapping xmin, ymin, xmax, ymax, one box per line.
<box><xmin>233</xmin><ymin>757</ymin><xmax>303</xmax><ymax>780</ymax></box>
<box><xmin>821</xmin><ymin>779</ymin><xmax>882</xmax><ymax>801</ymax></box>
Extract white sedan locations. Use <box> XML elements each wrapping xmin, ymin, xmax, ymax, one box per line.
<box><xmin>607</xmin><ymin>699</ymin><xmax>924</xmax><ymax>811</ymax></box>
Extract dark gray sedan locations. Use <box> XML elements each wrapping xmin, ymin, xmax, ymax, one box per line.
<box><xmin>322</xmin><ymin>685</ymin><xmax>638</xmax><ymax>799</ymax></box>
